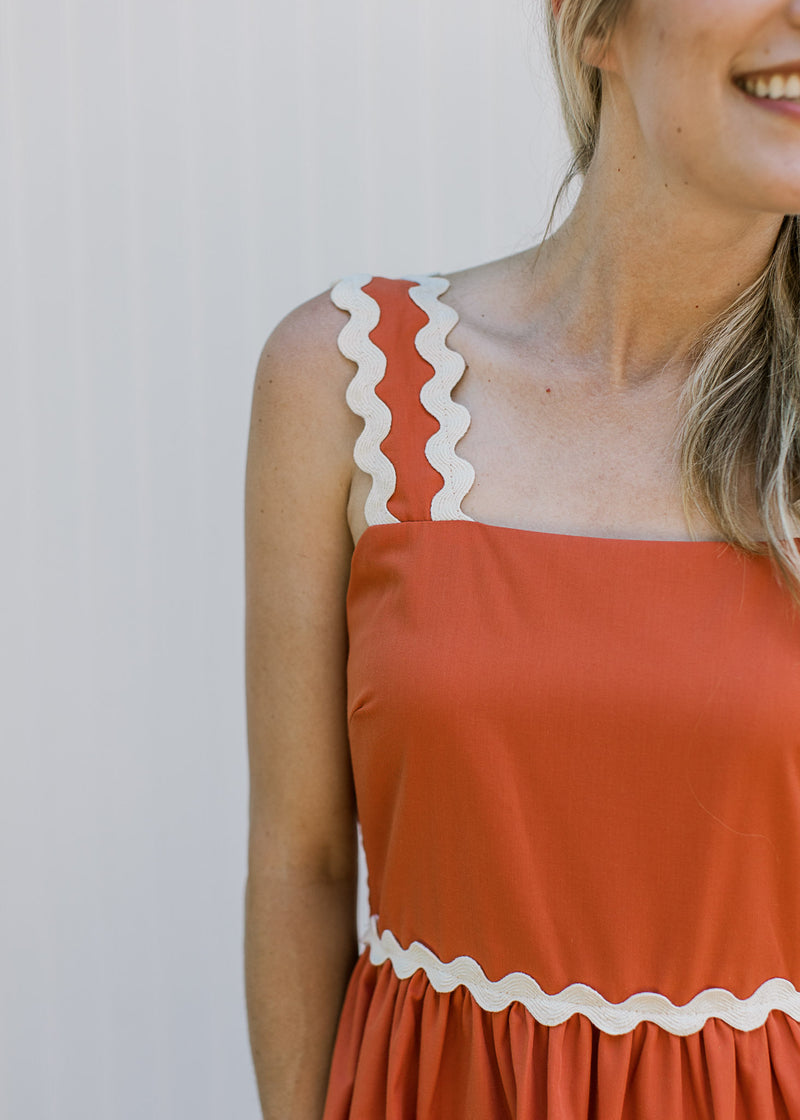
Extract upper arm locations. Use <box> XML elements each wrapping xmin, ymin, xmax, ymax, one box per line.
<box><xmin>244</xmin><ymin>287</ymin><xmax>361</xmax><ymax>884</ymax></box>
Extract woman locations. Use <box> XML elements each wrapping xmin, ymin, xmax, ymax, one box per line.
<box><xmin>244</xmin><ymin>0</ymin><xmax>800</xmax><ymax>1116</ymax></box>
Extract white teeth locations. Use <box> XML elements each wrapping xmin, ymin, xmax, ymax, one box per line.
<box><xmin>742</xmin><ymin>73</ymin><xmax>800</xmax><ymax>101</ymax></box>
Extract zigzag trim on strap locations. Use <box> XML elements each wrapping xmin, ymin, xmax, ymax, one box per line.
<box><xmin>404</xmin><ymin>275</ymin><xmax>476</xmax><ymax>522</ymax></box>
<box><xmin>331</xmin><ymin>274</ymin><xmax>400</xmax><ymax>526</ymax></box>
<box><xmin>364</xmin><ymin>917</ymin><xmax>800</xmax><ymax>1036</ymax></box>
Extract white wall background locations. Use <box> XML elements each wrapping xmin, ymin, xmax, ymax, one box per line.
<box><xmin>0</xmin><ymin>0</ymin><xmax>570</xmax><ymax>1116</ymax></box>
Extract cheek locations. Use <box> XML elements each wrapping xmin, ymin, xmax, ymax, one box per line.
<box><xmin>626</xmin><ymin>26</ymin><xmax>731</xmax><ymax>179</ymax></box>
<box><xmin>620</xmin><ymin>0</ymin><xmax>729</xmax><ymax>140</ymax></box>
<box><xmin>640</xmin><ymin>79</ymin><xmax>800</xmax><ymax>214</ymax></box>
<box><xmin>613</xmin><ymin>0</ymin><xmax>800</xmax><ymax>206</ymax></box>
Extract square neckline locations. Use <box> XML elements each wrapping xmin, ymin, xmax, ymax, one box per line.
<box><xmin>405</xmin><ymin>274</ymin><xmax>769</xmax><ymax>550</ymax></box>
<box><xmin>349</xmin><ymin>519</ymin><xmax>762</xmax><ymax>573</ymax></box>
<box><xmin>335</xmin><ymin>271</ymin><xmax>786</xmax><ymax>557</ymax></box>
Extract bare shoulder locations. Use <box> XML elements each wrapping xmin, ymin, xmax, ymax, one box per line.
<box><xmin>249</xmin><ymin>285</ymin><xmax>360</xmax><ymax>482</ymax></box>
<box><xmin>437</xmin><ymin>248</ymin><xmax>541</xmax><ymax>337</ymax></box>
<box><xmin>246</xmin><ymin>284</ymin><xmax>362</xmax><ymax>554</ymax></box>
<box><xmin>255</xmin><ymin>285</ymin><xmax>355</xmax><ymax>387</ymax></box>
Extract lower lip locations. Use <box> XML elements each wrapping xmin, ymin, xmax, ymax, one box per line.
<box><xmin>736</xmin><ymin>83</ymin><xmax>800</xmax><ymax>120</ymax></box>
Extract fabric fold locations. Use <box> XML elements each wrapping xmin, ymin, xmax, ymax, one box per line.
<box><xmin>323</xmin><ymin>953</ymin><xmax>800</xmax><ymax>1120</ymax></box>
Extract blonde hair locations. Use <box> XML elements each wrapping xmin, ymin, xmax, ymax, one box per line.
<box><xmin>541</xmin><ymin>0</ymin><xmax>800</xmax><ymax>607</ymax></box>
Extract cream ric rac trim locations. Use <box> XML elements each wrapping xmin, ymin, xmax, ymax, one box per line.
<box><xmin>404</xmin><ymin>275</ymin><xmax>476</xmax><ymax>522</ymax></box>
<box><xmin>330</xmin><ymin>274</ymin><xmax>400</xmax><ymax>526</ymax></box>
<box><xmin>364</xmin><ymin>917</ymin><xmax>800</xmax><ymax>1037</ymax></box>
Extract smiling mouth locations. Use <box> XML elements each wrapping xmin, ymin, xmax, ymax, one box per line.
<box><xmin>733</xmin><ymin>71</ymin><xmax>800</xmax><ymax>102</ymax></box>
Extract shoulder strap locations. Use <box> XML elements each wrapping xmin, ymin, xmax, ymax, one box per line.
<box><xmin>330</xmin><ymin>273</ymin><xmax>475</xmax><ymax>526</ymax></box>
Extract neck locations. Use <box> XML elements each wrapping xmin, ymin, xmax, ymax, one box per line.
<box><xmin>526</xmin><ymin>129</ymin><xmax>784</xmax><ymax>392</ymax></box>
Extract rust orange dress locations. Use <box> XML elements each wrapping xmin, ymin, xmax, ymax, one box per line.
<box><xmin>322</xmin><ymin>272</ymin><xmax>800</xmax><ymax>1119</ymax></box>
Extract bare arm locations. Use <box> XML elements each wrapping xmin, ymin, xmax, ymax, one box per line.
<box><xmin>243</xmin><ymin>290</ymin><xmax>361</xmax><ymax>1119</ymax></box>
